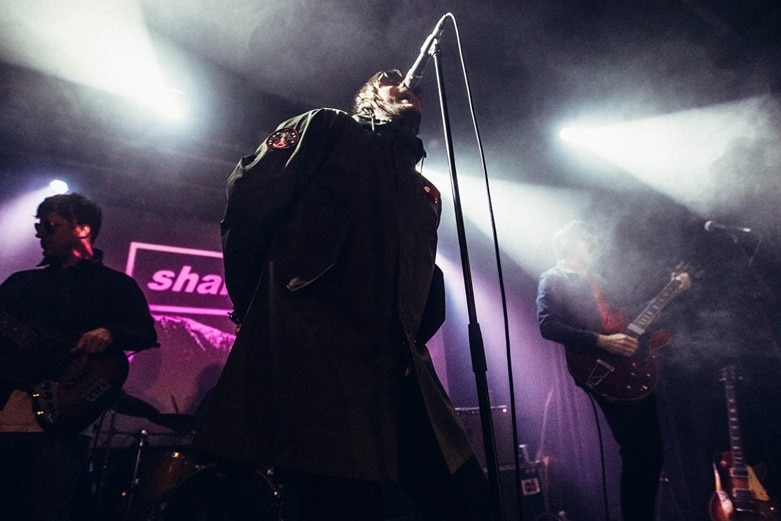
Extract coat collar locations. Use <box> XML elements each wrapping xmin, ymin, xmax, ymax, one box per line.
<box><xmin>352</xmin><ymin>114</ymin><xmax>426</xmax><ymax>164</ymax></box>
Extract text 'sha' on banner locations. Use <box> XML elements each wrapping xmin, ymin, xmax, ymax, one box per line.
<box><xmin>125</xmin><ymin>242</ymin><xmax>232</xmax><ymax>317</ymax></box>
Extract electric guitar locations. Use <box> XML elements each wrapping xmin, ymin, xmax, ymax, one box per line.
<box><xmin>0</xmin><ymin>308</ymin><xmax>129</xmax><ymax>435</ymax></box>
<box><xmin>709</xmin><ymin>365</ymin><xmax>780</xmax><ymax>521</ymax></box>
<box><xmin>565</xmin><ymin>261</ymin><xmax>698</xmax><ymax>401</ymax></box>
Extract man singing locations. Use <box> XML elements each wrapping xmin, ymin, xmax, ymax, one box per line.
<box><xmin>194</xmin><ymin>69</ymin><xmax>491</xmax><ymax>521</ymax></box>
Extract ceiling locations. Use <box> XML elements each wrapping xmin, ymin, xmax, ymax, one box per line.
<box><xmin>0</xmin><ymin>0</ymin><xmax>779</xmax><ymax>233</ymax></box>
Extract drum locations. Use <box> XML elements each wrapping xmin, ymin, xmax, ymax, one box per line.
<box><xmin>76</xmin><ymin>445</ymin><xmax>210</xmax><ymax>521</ymax></box>
<box><xmin>134</xmin><ymin>447</ymin><xmax>212</xmax><ymax>506</ymax></box>
<box><xmin>158</xmin><ymin>465</ymin><xmax>283</xmax><ymax>521</ymax></box>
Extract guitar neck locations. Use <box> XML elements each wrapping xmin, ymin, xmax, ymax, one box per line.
<box><xmin>0</xmin><ymin>308</ymin><xmax>72</xmax><ymax>382</ymax></box>
<box><xmin>0</xmin><ymin>308</ymin><xmax>39</xmax><ymax>350</ymax></box>
<box><xmin>627</xmin><ymin>278</ymin><xmax>683</xmax><ymax>336</ymax></box>
<box><xmin>723</xmin><ymin>368</ymin><xmax>748</xmax><ymax>471</ymax></box>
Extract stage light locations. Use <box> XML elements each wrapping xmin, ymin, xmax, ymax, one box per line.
<box><xmin>558</xmin><ymin>127</ymin><xmax>580</xmax><ymax>144</ymax></box>
<box><xmin>557</xmin><ymin>96</ymin><xmax>773</xmax><ymax>213</ymax></box>
<box><xmin>48</xmin><ymin>179</ymin><xmax>69</xmax><ymax>194</ymax></box>
<box><xmin>149</xmin><ymin>88</ymin><xmax>186</xmax><ymax>121</ymax></box>
<box><xmin>558</xmin><ymin>123</ymin><xmax>628</xmax><ymax>153</ymax></box>
<box><xmin>429</xmin><ymin>163</ymin><xmax>589</xmax><ymax>276</ymax></box>
<box><xmin>4</xmin><ymin>1</ymin><xmax>185</xmax><ymax>122</ymax></box>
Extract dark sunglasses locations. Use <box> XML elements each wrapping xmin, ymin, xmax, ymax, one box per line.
<box><xmin>34</xmin><ymin>220</ymin><xmax>62</xmax><ymax>234</ymax></box>
<box><xmin>376</xmin><ymin>70</ymin><xmax>404</xmax><ymax>87</ymax></box>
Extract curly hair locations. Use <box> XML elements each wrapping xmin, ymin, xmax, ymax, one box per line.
<box><xmin>351</xmin><ymin>69</ymin><xmax>405</xmax><ymax>118</ymax></box>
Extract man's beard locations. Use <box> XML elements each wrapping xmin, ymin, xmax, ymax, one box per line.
<box><xmin>41</xmin><ymin>249</ymin><xmax>68</xmax><ymax>266</ymax></box>
<box><xmin>378</xmin><ymin>101</ymin><xmax>421</xmax><ymax>133</ymax></box>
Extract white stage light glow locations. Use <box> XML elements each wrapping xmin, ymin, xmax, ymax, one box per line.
<box><xmin>425</xmin><ymin>164</ymin><xmax>591</xmax><ymax>276</ymax></box>
<box><xmin>48</xmin><ymin>179</ymin><xmax>69</xmax><ymax>194</ymax></box>
<box><xmin>558</xmin><ymin>96</ymin><xmax>776</xmax><ymax>213</ymax></box>
<box><xmin>2</xmin><ymin>1</ymin><xmax>185</xmax><ymax>122</ymax></box>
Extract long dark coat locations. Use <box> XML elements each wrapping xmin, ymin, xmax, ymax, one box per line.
<box><xmin>193</xmin><ymin>108</ymin><xmax>474</xmax><ymax>481</ymax></box>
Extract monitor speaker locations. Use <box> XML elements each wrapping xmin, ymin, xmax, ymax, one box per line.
<box><xmin>455</xmin><ymin>405</ymin><xmax>514</xmax><ymax>468</ymax></box>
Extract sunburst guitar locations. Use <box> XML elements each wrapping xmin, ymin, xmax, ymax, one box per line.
<box><xmin>709</xmin><ymin>365</ymin><xmax>780</xmax><ymax>521</ymax></box>
<box><xmin>0</xmin><ymin>308</ymin><xmax>128</xmax><ymax>435</ymax></box>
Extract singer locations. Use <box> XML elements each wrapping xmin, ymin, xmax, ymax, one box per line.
<box><xmin>193</xmin><ymin>69</ymin><xmax>491</xmax><ymax>521</ymax></box>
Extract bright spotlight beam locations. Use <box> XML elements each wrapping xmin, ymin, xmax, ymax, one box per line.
<box><xmin>558</xmin><ymin>96</ymin><xmax>773</xmax><ymax>212</ymax></box>
<box><xmin>2</xmin><ymin>0</ymin><xmax>184</xmax><ymax>121</ymax></box>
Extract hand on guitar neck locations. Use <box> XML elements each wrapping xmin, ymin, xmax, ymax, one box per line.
<box><xmin>564</xmin><ymin>263</ymin><xmax>698</xmax><ymax>401</ymax></box>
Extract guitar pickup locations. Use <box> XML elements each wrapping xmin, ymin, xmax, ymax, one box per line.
<box><xmin>586</xmin><ymin>359</ymin><xmax>616</xmax><ymax>388</ymax></box>
<box><xmin>83</xmin><ymin>379</ymin><xmax>111</xmax><ymax>402</ymax></box>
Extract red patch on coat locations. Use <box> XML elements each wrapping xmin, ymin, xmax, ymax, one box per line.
<box><xmin>266</xmin><ymin>128</ymin><xmax>300</xmax><ymax>150</ymax></box>
<box><xmin>423</xmin><ymin>185</ymin><xmax>439</xmax><ymax>205</ymax></box>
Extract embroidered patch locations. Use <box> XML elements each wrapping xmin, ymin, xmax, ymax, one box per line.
<box><xmin>266</xmin><ymin>128</ymin><xmax>300</xmax><ymax>150</ymax></box>
<box><xmin>423</xmin><ymin>185</ymin><xmax>439</xmax><ymax>205</ymax></box>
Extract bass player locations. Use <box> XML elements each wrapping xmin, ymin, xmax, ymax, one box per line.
<box><xmin>0</xmin><ymin>193</ymin><xmax>157</xmax><ymax>521</ymax></box>
<box><xmin>536</xmin><ymin>220</ymin><xmax>691</xmax><ymax>521</ymax></box>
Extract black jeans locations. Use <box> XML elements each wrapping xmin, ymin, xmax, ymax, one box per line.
<box><xmin>0</xmin><ymin>432</ymin><xmax>90</xmax><ymax>521</ymax></box>
<box><xmin>593</xmin><ymin>392</ymin><xmax>664</xmax><ymax>521</ymax></box>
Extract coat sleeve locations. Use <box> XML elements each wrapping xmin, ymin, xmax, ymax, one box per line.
<box><xmin>536</xmin><ymin>270</ymin><xmax>600</xmax><ymax>351</ymax></box>
<box><xmin>220</xmin><ymin>108</ymin><xmax>348</xmax><ymax>320</ymax></box>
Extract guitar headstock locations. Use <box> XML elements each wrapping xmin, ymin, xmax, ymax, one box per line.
<box><xmin>672</xmin><ymin>261</ymin><xmax>704</xmax><ymax>279</ymax></box>
<box><xmin>719</xmin><ymin>365</ymin><xmax>739</xmax><ymax>384</ymax></box>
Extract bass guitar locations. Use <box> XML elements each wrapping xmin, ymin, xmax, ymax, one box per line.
<box><xmin>565</xmin><ymin>261</ymin><xmax>697</xmax><ymax>401</ymax></box>
<box><xmin>0</xmin><ymin>308</ymin><xmax>129</xmax><ymax>435</ymax></box>
<box><xmin>709</xmin><ymin>365</ymin><xmax>780</xmax><ymax>521</ymax></box>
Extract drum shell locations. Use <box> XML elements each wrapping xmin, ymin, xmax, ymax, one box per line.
<box><xmin>134</xmin><ymin>446</ymin><xmax>212</xmax><ymax>505</ymax></box>
<box><xmin>160</xmin><ymin>465</ymin><xmax>282</xmax><ymax>521</ymax></box>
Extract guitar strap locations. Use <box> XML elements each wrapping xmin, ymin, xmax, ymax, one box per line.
<box><xmin>585</xmin><ymin>276</ymin><xmax>612</xmax><ymax>330</ymax></box>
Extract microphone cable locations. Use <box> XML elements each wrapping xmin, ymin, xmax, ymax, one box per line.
<box><xmin>428</xmin><ymin>11</ymin><xmax>526</xmax><ymax>518</ymax></box>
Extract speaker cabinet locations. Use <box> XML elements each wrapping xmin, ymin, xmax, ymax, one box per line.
<box><xmin>456</xmin><ymin>405</ymin><xmax>515</xmax><ymax>468</ymax></box>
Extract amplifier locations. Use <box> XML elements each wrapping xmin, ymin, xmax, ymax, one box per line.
<box><xmin>455</xmin><ymin>405</ymin><xmax>514</xmax><ymax>468</ymax></box>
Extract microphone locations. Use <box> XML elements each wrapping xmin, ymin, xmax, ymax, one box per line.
<box><xmin>403</xmin><ymin>15</ymin><xmax>447</xmax><ymax>89</ymax></box>
<box><xmin>704</xmin><ymin>220</ymin><xmax>752</xmax><ymax>233</ymax></box>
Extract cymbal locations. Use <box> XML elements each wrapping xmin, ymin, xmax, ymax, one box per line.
<box><xmin>112</xmin><ymin>391</ymin><xmax>160</xmax><ymax>419</ymax></box>
<box><xmin>151</xmin><ymin>413</ymin><xmax>200</xmax><ymax>433</ymax></box>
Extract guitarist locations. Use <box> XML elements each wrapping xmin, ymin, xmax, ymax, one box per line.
<box><xmin>536</xmin><ymin>220</ymin><xmax>691</xmax><ymax>521</ymax></box>
<box><xmin>0</xmin><ymin>193</ymin><xmax>157</xmax><ymax>521</ymax></box>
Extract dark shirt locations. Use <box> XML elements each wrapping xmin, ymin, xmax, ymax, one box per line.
<box><xmin>0</xmin><ymin>250</ymin><xmax>157</xmax><ymax>405</ymax></box>
<box><xmin>536</xmin><ymin>263</ymin><xmax>607</xmax><ymax>353</ymax></box>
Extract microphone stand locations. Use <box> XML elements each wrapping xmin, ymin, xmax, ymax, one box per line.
<box><xmin>430</xmin><ymin>40</ymin><xmax>504</xmax><ymax>521</ymax></box>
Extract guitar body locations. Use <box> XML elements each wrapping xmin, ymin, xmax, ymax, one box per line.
<box><xmin>566</xmin><ymin>329</ymin><xmax>672</xmax><ymax>401</ymax></box>
<box><xmin>709</xmin><ymin>451</ymin><xmax>780</xmax><ymax>521</ymax></box>
<box><xmin>31</xmin><ymin>349</ymin><xmax>129</xmax><ymax>435</ymax></box>
<box><xmin>0</xmin><ymin>309</ymin><xmax>129</xmax><ymax>435</ymax></box>
<box><xmin>563</xmin><ymin>261</ymin><xmax>699</xmax><ymax>401</ymax></box>
<box><xmin>710</xmin><ymin>366</ymin><xmax>781</xmax><ymax>521</ymax></box>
